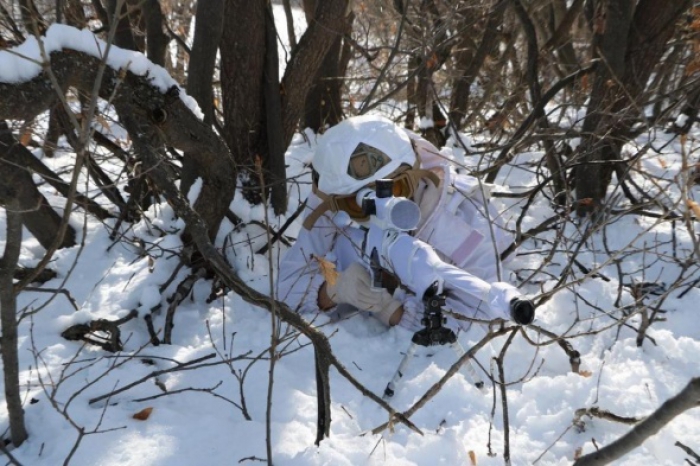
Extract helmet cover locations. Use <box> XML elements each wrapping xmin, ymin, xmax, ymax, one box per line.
<box><xmin>312</xmin><ymin>115</ymin><xmax>416</xmax><ymax>195</ymax></box>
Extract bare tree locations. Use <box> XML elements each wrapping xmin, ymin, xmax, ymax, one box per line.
<box><xmin>221</xmin><ymin>0</ymin><xmax>352</xmax><ymax>213</ymax></box>
<box><xmin>181</xmin><ymin>0</ymin><xmax>225</xmax><ymax>196</ymax></box>
<box><xmin>0</xmin><ymin>197</ymin><xmax>28</xmax><ymax>446</ymax></box>
<box><xmin>302</xmin><ymin>0</ymin><xmax>354</xmax><ymax>132</ymax></box>
<box><xmin>0</xmin><ymin>122</ymin><xmax>77</xmax><ymax>250</ymax></box>
<box><xmin>574</xmin><ymin>0</ymin><xmax>692</xmax><ymax>215</ymax></box>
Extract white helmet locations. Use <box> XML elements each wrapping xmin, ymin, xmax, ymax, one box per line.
<box><xmin>312</xmin><ymin>115</ymin><xmax>417</xmax><ymax>195</ymax></box>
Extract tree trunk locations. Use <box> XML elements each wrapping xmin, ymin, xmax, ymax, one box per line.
<box><xmin>141</xmin><ymin>0</ymin><xmax>169</xmax><ymax>67</ymax></box>
<box><xmin>106</xmin><ymin>0</ymin><xmax>138</xmax><ymax>51</ymax></box>
<box><xmin>182</xmin><ymin>0</ymin><xmax>225</xmax><ymax>196</ymax></box>
<box><xmin>264</xmin><ymin>3</ymin><xmax>287</xmax><ymax>214</ymax></box>
<box><xmin>510</xmin><ymin>0</ymin><xmax>567</xmax><ymax>201</ymax></box>
<box><xmin>574</xmin><ymin>0</ymin><xmax>634</xmax><ymax>215</ymax></box>
<box><xmin>62</xmin><ymin>0</ymin><xmax>88</xmax><ymax>28</ymax></box>
<box><xmin>280</xmin><ymin>0</ymin><xmax>351</xmax><ymax>144</ymax></box>
<box><xmin>221</xmin><ymin>0</ymin><xmax>350</xmax><ymax>206</ymax></box>
<box><xmin>302</xmin><ymin>22</ymin><xmax>348</xmax><ymax>132</ymax></box>
<box><xmin>574</xmin><ymin>0</ymin><xmax>691</xmax><ymax>215</ymax></box>
<box><xmin>449</xmin><ymin>0</ymin><xmax>507</xmax><ymax>131</ymax></box>
<box><xmin>0</xmin><ymin>122</ymin><xmax>77</xmax><ymax>250</ymax></box>
<box><xmin>549</xmin><ymin>0</ymin><xmax>582</xmax><ymax>76</ymax></box>
<box><xmin>621</xmin><ymin>0</ymin><xmax>691</xmax><ymax>101</ymax></box>
<box><xmin>302</xmin><ymin>0</ymin><xmax>354</xmax><ymax>133</ymax></box>
<box><xmin>406</xmin><ymin>55</ymin><xmax>420</xmax><ymax>130</ymax></box>
<box><xmin>0</xmin><ymin>198</ymin><xmax>29</xmax><ymax>447</ymax></box>
<box><xmin>44</xmin><ymin>102</ymin><xmax>62</xmax><ymax>157</ymax></box>
<box><xmin>220</xmin><ymin>0</ymin><xmax>266</xmax><ymax>204</ymax></box>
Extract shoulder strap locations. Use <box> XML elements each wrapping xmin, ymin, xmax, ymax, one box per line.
<box><xmin>302</xmin><ymin>200</ymin><xmax>332</xmax><ymax>230</ymax></box>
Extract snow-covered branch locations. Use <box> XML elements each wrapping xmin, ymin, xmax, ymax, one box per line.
<box><xmin>0</xmin><ymin>25</ymin><xmax>235</xmax><ymax>238</ymax></box>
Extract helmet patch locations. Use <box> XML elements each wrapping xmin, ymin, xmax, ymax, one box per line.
<box><xmin>347</xmin><ymin>143</ymin><xmax>392</xmax><ymax>180</ymax></box>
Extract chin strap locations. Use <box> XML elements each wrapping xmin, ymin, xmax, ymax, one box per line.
<box><xmin>302</xmin><ymin>164</ymin><xmax>441</xmax><ymax>230</ymax></box>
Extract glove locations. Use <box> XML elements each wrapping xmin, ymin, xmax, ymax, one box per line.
<box><xmin>510</xmin><ymin>298</ymin><xmax>535</xmax><ymax>325</ymax></box>
<box><xmin>326</xmin><ymin>263</ymin><xmax>401</xmax><ymax>319</ymax></box>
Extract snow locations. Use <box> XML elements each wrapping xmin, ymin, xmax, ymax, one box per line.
<box><xmin>676</xmin><ymin>113</ymin><xmax>689</xmax><ymax>127</ymax></box>
<box><xmin>186</xmin><ymin>177</ymin><xmax>203</xmax><ymax>206</ymax></box>
<box><xmin>1</xmin><ymin>11</ymin><xmax>700</xmax><ymax>466</ymax></box>
<box><xmin>2</xmin><ymin>122</ymin><xmax>699</xmax><ymax>465</ymax></box>
<box><xmin>0</xmin><ymin>24</ymin><xmax>203</xmax><ymax>119</ymax></box>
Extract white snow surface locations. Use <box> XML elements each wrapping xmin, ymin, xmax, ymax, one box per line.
<box><xmin>0</xmin><ymin>11</ymin><xmax>699</xmax><ymax>466</ymax></box>
<box><xmin>1</xmin><ymin>125</ymin><xmax>699</xmax><ymax>466</ymax></box>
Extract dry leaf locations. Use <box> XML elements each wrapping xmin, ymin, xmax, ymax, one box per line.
<box><xmin>685</xmin><ymin>60</ymin><xmax>700</xmax><ymax>77</ymax></box>
<box><xmin>691</xmin><ymin>8</ymin><xmax>700</xmax><ymax>31</ymax></box>
<box><xmin>315</xmin><ymin>255</ymin><xmax>338</xmax><ymax>286</ymax></box>
<box><xmin>687</xmin><ymin>199</ymin><xmax>700</xmax><ymax>219</ymax></box>
<box><xmin>133</xmin><ymin>407</ymin><xmax>153</xmax><ymax>421</ymax></box>
<box><xmin>95</xmin><ymin>114</ymin><xmax>111</xmax><ymax>131</ymax></box>
<box><xmin>468</xmin><ymin>450</ymin><xmax>477</xmax><ymax>466</ymax></box>
<box><xmin>580</xmin><ymin>74</ymin><xmax>590</xmax><ymax>92</ymax></box>
<box><xmin>657</xmin><ymin>157</ymin><xmax>667</xmax><ymax>169</ymax></box>
<box><xmin>426</xmin><ymin>52</ymin><xmax>439</xmax><ymax>70</ymax></box>
<box><xmin>20</xmin><ymin>129</ymin><xmax>32</xmax><ymax>146</ymax></box>
<box><xmin>578</xmin><ymin>370</ymin><xmax>593</xmax><ymax>378</ymax></box>
<box><xmin>574</xmin><ymin>447</ymin><xmax>583</xmax><ymax>460</ymax></box>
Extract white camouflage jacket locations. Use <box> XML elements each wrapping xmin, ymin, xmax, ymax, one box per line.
<box><xmin>276</xmin><ymin>155</ymin><xmax>523</xmax><ymax>324</ymax></box>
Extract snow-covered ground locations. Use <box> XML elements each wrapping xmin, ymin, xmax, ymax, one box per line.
<box><xmin>0</xmin><ymin>120</ymin><xmax>699</xmax><ymax>465</ymax></box>
<box><xmin>1</xmin><ymin>8</ymin><xmax>700</xmax><ymax>466</ymax></box>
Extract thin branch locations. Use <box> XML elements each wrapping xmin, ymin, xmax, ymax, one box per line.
<box><xmin>574</xmin><ymin>377</ymin><xmax>700</xmax><ymax>466</ymax></box>
<box><xmin>88</xmin><ymin>353</ymin><xmax>217</xmax><ymax>404</ymax></box>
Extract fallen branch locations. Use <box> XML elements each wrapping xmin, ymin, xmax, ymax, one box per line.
<box><xmin>522</xmin><ymin>324</ymin><xmax>581</xmax><ymax>373</ymax></box>
<box><xmin>23</xmin><ymin>286</ymin><xmax>79</xmax><ymax>311</ymax></box>
<box><xmin>574</xmin><ymin>377</ymin><xmax>700</xmax><ymax>466</ymax></box>
<box><xmin>676</xmin><ymin>441</ymin><xmax>700</xmax><ymax>463</ymax></box>
<box><xmin>370</xmin><ymin>325</ymin><xmax>513</xmax><ymax>435</ymax></box>
<box><xmin>88</xmin><ymin>353</ymin><xmax>217</xmax><ymax>404</ymax></box>
<box><xmin>573</xmin><ymin>406</ymin><xmax>643</xmax><ymax>427</ymax></box>
<box><xmin>162</xmin><ymin>268</ymin><xmax>206</xmax><ymax>344</ymax></box>
<box><xmin>13</xmin><ymin>266</ymin><xmax>57</xmax><ymax>284</ymax></box>
<box><xmin>61</xmin><ymin>309</ymin><xmax>139</xmax><ymax>352</ymax></box>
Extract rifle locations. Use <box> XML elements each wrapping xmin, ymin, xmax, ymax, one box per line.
<box><xmin>356</xmin><ymin>179</ymin><xmax>487</xmax><ymax>396</ymax></box>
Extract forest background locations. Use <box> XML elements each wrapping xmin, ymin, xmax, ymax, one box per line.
<box><xmin>0</xmin><ymin>0</ymin><xmax>700</xmax><ymax>465</ymax></box>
